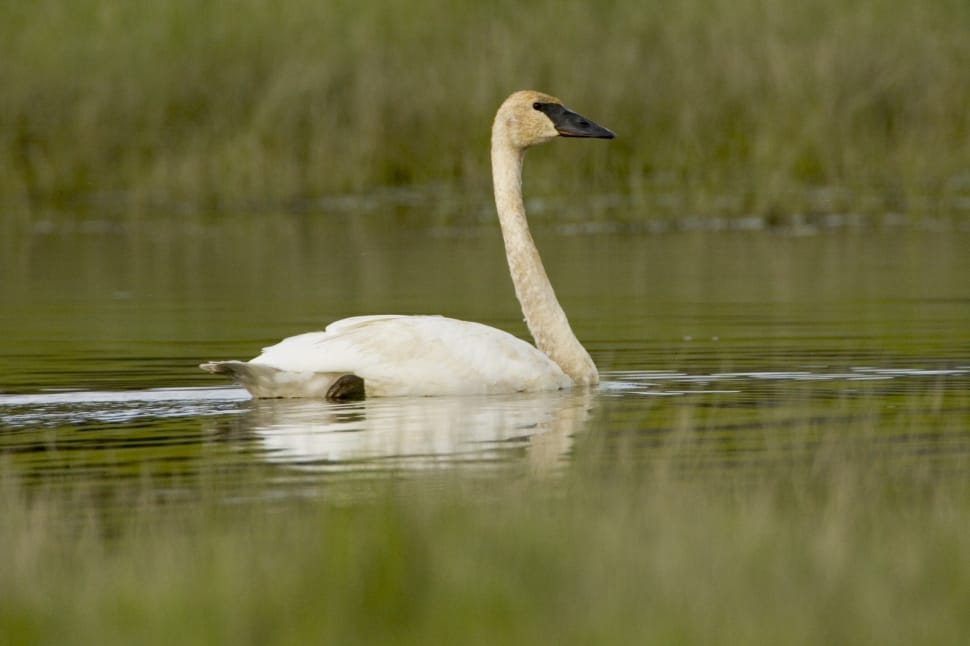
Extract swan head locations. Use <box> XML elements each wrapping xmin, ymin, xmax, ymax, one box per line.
<box><xmin>494</xmin><ymin>90</ymin><xmax>615</xmax><ymax>150</ymax></box>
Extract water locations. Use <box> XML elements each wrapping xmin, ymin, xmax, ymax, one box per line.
<box><xmin>1</xmin><ymin>210</ymin><xmax>968</xmax><ymax>505</ymax></box>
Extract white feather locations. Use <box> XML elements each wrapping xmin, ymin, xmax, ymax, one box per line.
<box><xmin>249</xmin><ymin>315</ymin><xmax>571</xmax><ymax>396</ymax></box>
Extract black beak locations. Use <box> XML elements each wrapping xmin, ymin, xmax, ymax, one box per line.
<box><xmin>535</xmin><ymin>102</ymin><xmax>615</xmax><ymax>139</ymax></box>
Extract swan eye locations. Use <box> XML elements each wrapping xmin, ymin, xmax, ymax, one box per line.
<box><xmin>532</xmin><ymin>102</ymin><xmax>542</xmax><ymax>110</ymax></box>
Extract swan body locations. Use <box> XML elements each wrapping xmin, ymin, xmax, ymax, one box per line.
<box><xmin>202</xmin><ymin>315</ymin><xmax>572</xmax><ymax>398</ymax></box>
<box><xmin>201</xmin><ymin>90</ymin><xmax>614</xmax><ymax>398</ymax></box>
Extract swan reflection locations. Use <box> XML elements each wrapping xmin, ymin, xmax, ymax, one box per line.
<box><xmin>237</xmin><ymin>389</ymin><xmax>593</xmax><ymax>474</ymax></box>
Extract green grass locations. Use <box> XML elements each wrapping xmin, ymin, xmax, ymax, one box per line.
<box><xmin>3</xmin><ymin>475</ymin><xmax>969</xmax><ymax>645</ymax></box>
<box><xmin>2</xmin><ymin>0</ymin><xmax>970</xmax><ymax>219</ymax></box>
<box><xmin>3</xmin><ymin>437</ymin><xmax>970</xmax><ymax>644</ymax></box>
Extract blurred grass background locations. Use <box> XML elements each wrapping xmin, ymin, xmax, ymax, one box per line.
<box><xmin>2</xmin><ymin>0</ymin><xmax>970</xmax><ymax>218</ymax></box>
<box><xmin>4</xmin><ymin>440</ymin><xmax>970</xmax><ymax>644</ymax></box>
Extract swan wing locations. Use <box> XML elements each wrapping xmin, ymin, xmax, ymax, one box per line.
<box><xmin>248</xmin><ymin>315</ymin><xmax>571</xmax><ymax>396</ymax></box>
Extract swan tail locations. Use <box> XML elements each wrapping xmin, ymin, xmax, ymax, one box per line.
<box><xmin>199</xmin><ymin>361</ymin><xmax>364</xmax><ymax>400</ymax></box>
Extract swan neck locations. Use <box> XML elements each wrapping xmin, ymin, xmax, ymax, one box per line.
<box><xmin>490</xmin><ymin>136</ymin><xmax>598</xmax><ymax>386</ymax></box>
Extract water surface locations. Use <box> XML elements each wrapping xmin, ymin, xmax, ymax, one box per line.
<box><xmin>1</xmin><ymin>211</ymin><xmax>968</xmax><ymax>504</ymax></box>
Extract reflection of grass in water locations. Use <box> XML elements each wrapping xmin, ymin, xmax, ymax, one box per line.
<box><xmin>3</xmin><ymin>0</ymin><xmax>970</xmax><ymax>217</ymax></box>
<box><xmin>2</xmin><ymin>383</ymin><xmax>968</xmax><ymax>644</ymax></box>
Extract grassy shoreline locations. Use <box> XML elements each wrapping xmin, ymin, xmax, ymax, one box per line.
<box><xmin>3</xmin><ymin>0</ymin><xmax>970</xmax><ymax>218</ymax></box>
<box><xmin>3</xmin><ymin>463</ymin><xmax>970</xmax><ymax>645</ymax></box>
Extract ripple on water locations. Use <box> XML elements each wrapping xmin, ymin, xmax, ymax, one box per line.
<box><xmin>600</xmin><ymin>365</ymin><xmax>969</xmax><ymax>396</ymax></box>
<box><xmin>1</xmin><ymin>363</ymin><xmax>967</xmax><ymax>500</ymax></box>
<box><xmin>0</xmin><ymin>387</ymin><xmax>247</xmax><ymax>429</ymax></box>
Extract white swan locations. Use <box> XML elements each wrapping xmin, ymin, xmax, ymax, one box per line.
<box><xmin>200</xmin><ymin>90</ymin><xmax>614</xmax><ymax>398</ymax></box>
